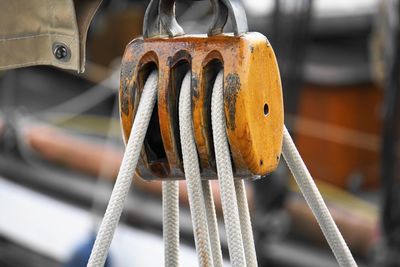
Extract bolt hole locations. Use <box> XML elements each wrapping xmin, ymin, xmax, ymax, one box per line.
<box><xmin>263</xmin><ymin>103</ymin><xmax>269</xmax><ymax>116</ymax></box>
<box><xmin>260</xmin><ymin>160</ymin><xmax>263</xmax><ymax>166</ymax></box>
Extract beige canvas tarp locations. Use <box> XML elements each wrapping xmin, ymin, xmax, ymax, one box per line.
<box><xmin>0</xmin><ymin>0</ymin><xmax>102</xmax><ymax>73</ymax></box>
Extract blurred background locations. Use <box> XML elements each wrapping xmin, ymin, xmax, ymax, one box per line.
<box><xmin>0</xmin><ymin>0</ymin><xmax>400</xmax><ymax>266</ymax></box>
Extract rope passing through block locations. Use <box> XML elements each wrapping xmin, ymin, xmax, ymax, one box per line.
<box><xmin>87</xmin><ymin>71</ymin><xmax>159</xmax><ymax>267</ymax></box>
<box><xmin>119</xmin><ymin>33</ymin><xmax>284</xmax><ymax>181</ymax></box>
<box><xmin>88</xmin><ymin>0</ymin><xmax>358</xmax><ymax>266</ymax></box>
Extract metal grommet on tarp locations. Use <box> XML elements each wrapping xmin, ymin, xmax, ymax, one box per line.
<box><xmin>52</xmin><ymin>42</ymin><xmax>71</xmax><ymax>62</ymax></box>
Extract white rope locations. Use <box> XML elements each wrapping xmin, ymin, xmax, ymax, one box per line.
<box><xmin>211</xmin><ymin>71</ymin><xmax>247</xmax><ymax>267</ymax></box>
<box><xmin>202</xmin><ymin>180</ymin><xmax>224</xmax><ymax>267</ymax></box>
<box><xmin>87</xmin><ymin>62</ymin><xmax>356</xmax><ymax>267</ymax></box>
<box><xmin>234</xmin><ymin>180</ymin><xmax>258</xmax><ymax>267</ymax></box>
<box><xmin>282</xmin><ymin>126</ymin><xmax>358</xmax><ymax>267</ymax></box>
<box><xmin>87</xmin><ymin>70</ymin><xmax>159</xmax><ymax>267</ymax></box>
<box><xmin>162</xmin><ymin>181</ymin><xmax>180</xmax><ymax>266</ymax></box>
<box><xmin>178</xmin><ymin>72</ymin><xmax>214</xmax><ymax>266</ymax></box>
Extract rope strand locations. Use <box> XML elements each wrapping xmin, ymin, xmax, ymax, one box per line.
<box><xmin>163</xmin><ymin>181</ymin><xmax>180</xmax><ymax>266</ymax></box>
<box><xmin>202</xmin><ymin>180</ymin><xmax>224</xmax><ymax>267</ymax></box>
<box><xmin>211</xmin><ymin>71</ymin><xmax>247</xmax><ymax>267</ymax></box>
<box><xmin>282</xmin><ymin>126</ymin><xmax>357</xmax><ymax>267</ymax></box>
<box><xmin>179</xmin><ymin>72</ymin><xmax>214</xmax><ymax>267</ymax></box>
<box><xmin>234</xmin><ymin>180</ymin><xmax>258</xmax><ymax>267</ymax></box>
<box><xmin>87</xmin><ymin>67</ymin><xmax>357</xmax><ymax>267</ymax></box>
<box><xmin>87</xmin><ymin>70</ymin><xmax>159</xmax><ymax>267</ymax></box>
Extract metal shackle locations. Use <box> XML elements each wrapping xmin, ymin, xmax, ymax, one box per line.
<box><xmin>143</xmin><ymin>0</ymin><xmax>248</xmax><ymax>38</ymax></box>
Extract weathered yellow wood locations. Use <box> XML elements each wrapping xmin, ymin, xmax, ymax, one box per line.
<box><xmin>119</xmin><ymin>32</ymin><xmax>284</xmax><ymax>180</ymax></box>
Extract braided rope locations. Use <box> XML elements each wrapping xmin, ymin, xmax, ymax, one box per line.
<box><xmin>179</xmin><ymin>72</ymin><xmax>214</xmax><ymax>266</ymax></box>
<box><xmin>87</xmin><ymin>71</ymin><xmax>158</xmax><ymax>267</ymax></box>
<box><xmin>87</xmin><ymin>63</ymin><xmax>357</xmax><ymax>267</ymax></box>
<box><xmin>211</xmin><ymin>71</ymin><xmax>247</xmax><ymax>267</ymax></box>
<box><xmin>163</xmin><ymin>181</ymin><xmax>180</xmax><ymax>266</ymax></box>
<box><xmin>202</xmin><ymin>180</ymin><xmax>224</xmax><ymax>267</ymax></box>
<box><xmin>234</xmin><ymin>180</ymin><xmax>258</xmax><ymax>267</ymax></box>
<box><xmin>282</xmin><ymin>126</ymin><xmax>357</xmax><ymax>267</ymax></box>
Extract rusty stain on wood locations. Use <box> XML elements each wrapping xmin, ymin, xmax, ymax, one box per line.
<box><xmin>224</xmin><ymin>73</ymin><xmax>241</xmax><ymax>131</ymax></box>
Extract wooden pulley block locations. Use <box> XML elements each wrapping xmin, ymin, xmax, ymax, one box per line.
<box><xmin>119</xmin><ymin>0</ymin><xmax>284</xmax><ymax>181</ymax></box>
